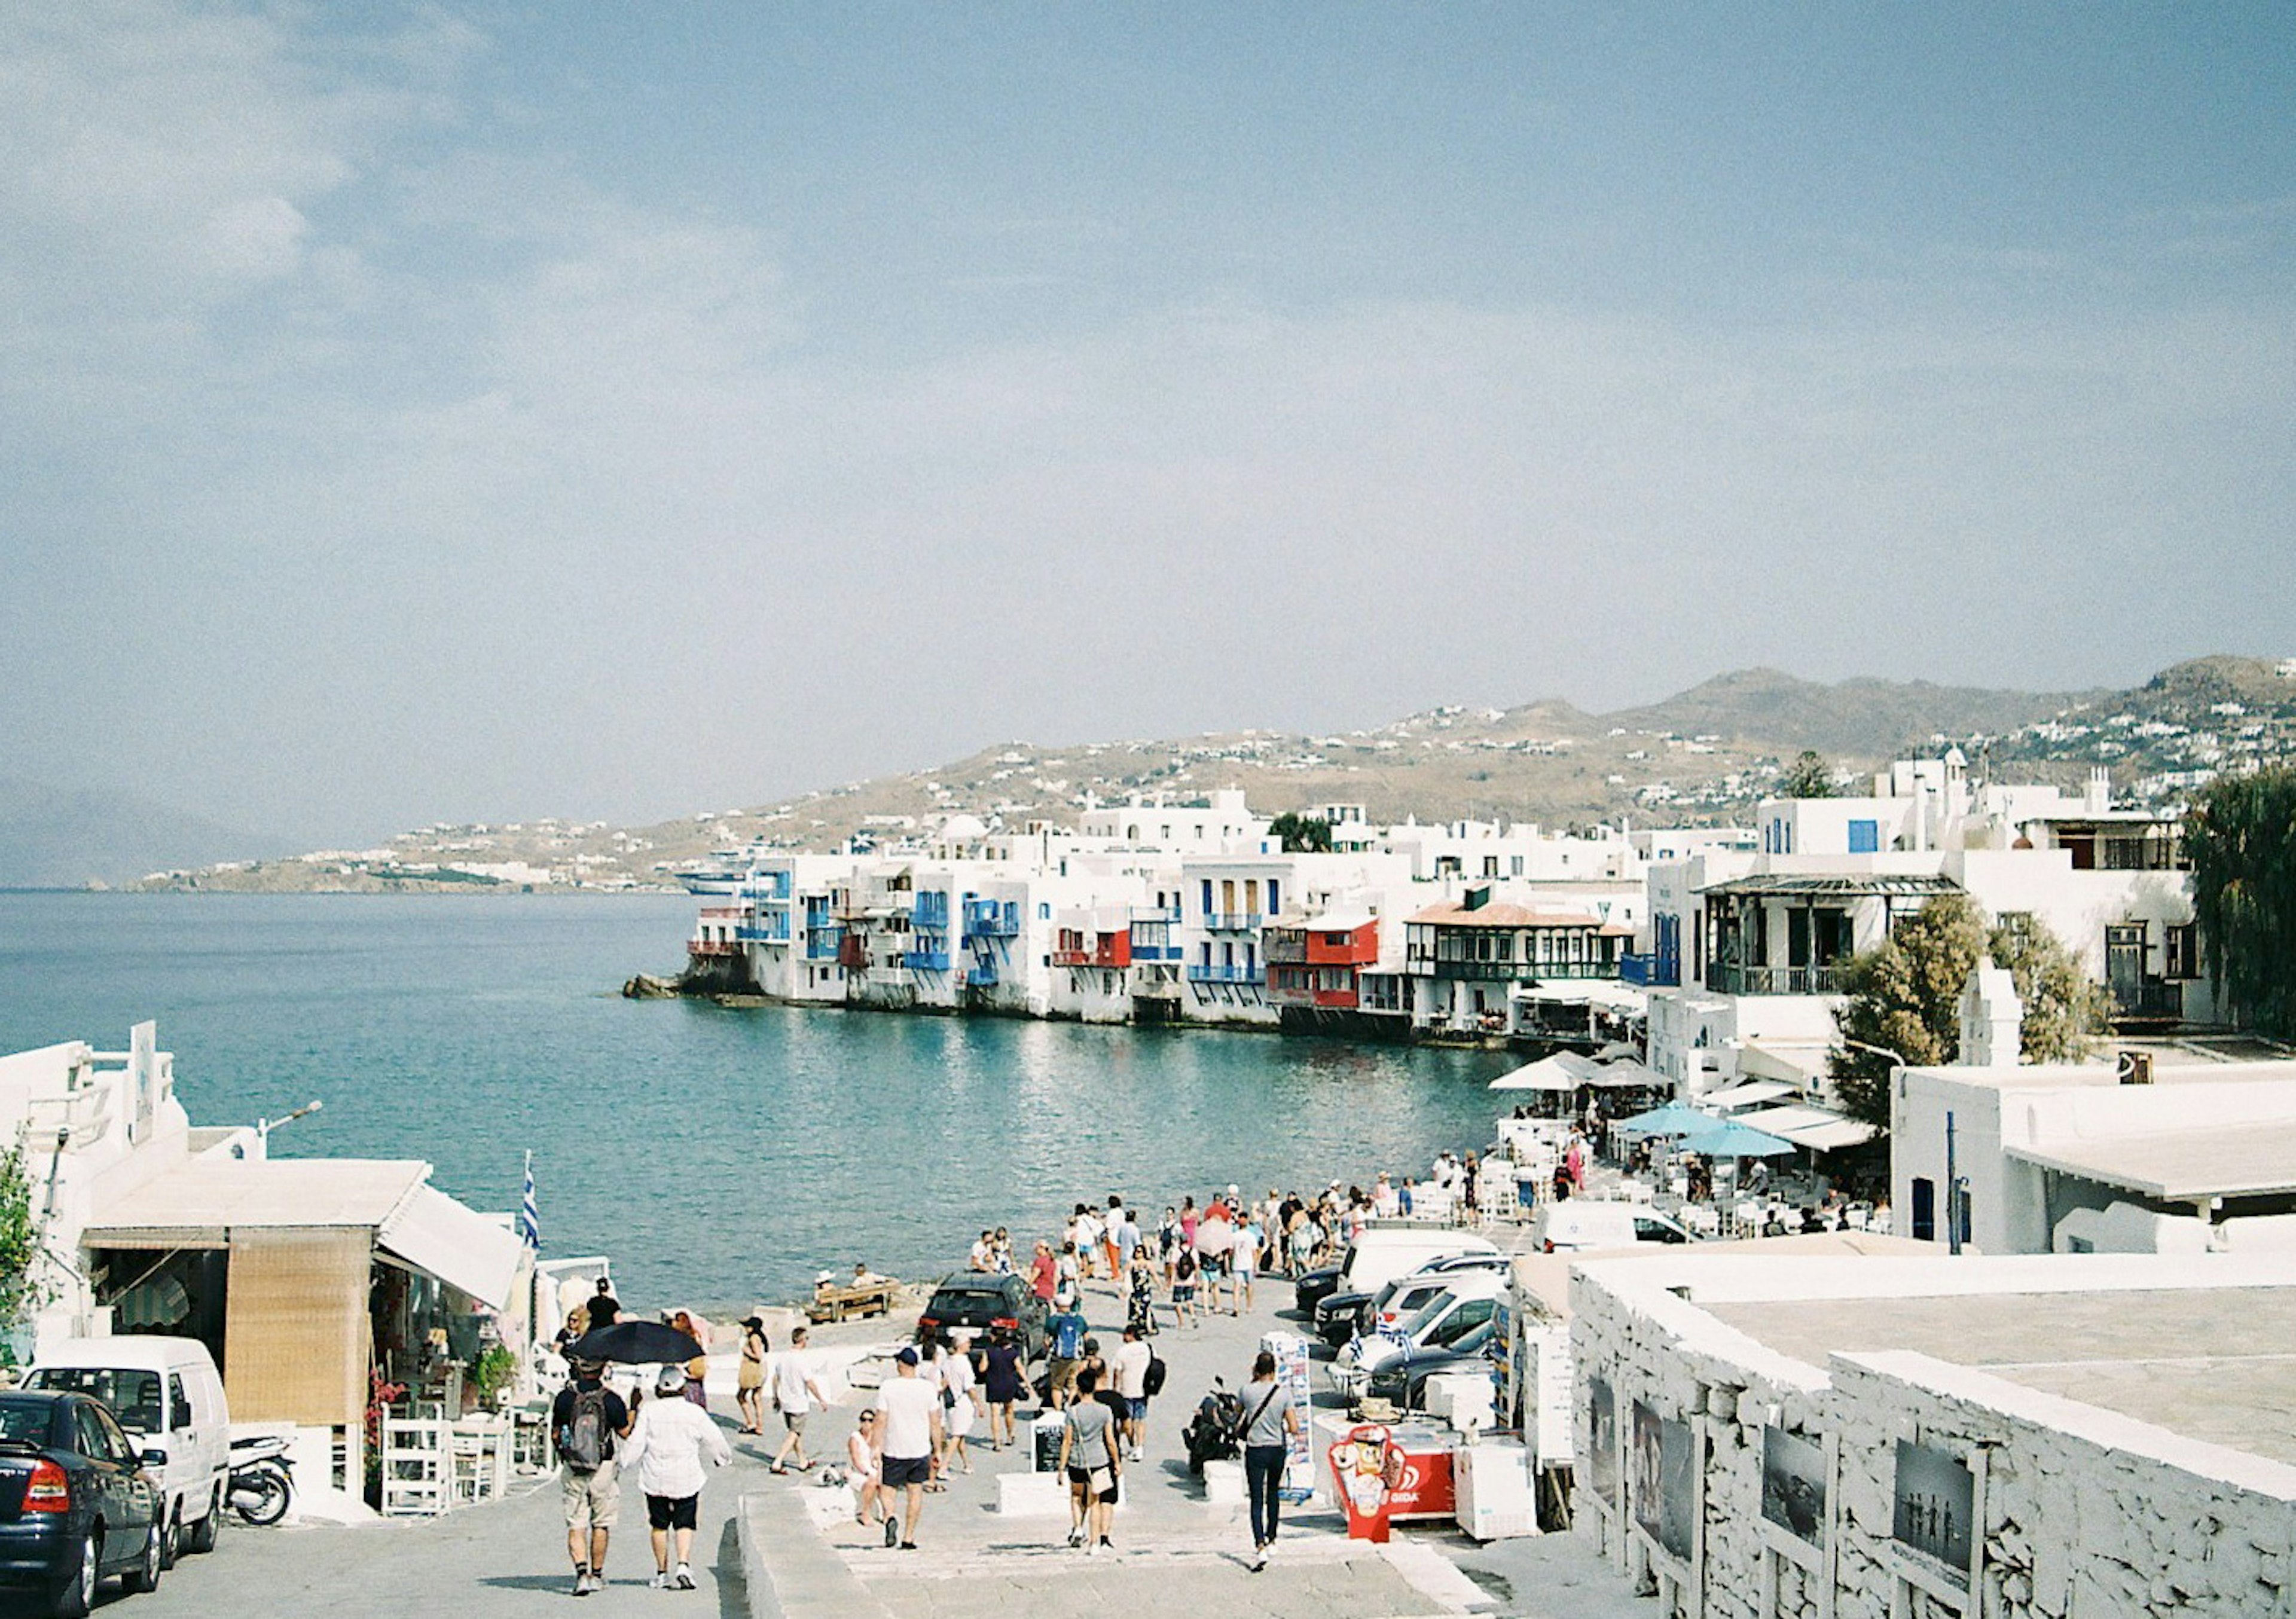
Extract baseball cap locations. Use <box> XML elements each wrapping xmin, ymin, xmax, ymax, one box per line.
<box><xmin>896</xmin><ymin>1346</ymin><xmax>920</xmax><ymax>1366</ymax></box>
<box><xmin>657</xmin><ymin>1364</ymin><xmax>688</xmax><ymax>1395</ymax></box>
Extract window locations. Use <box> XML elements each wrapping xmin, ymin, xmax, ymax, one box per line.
<box><xmin>1848</xmin><ymin>819</ymin><xmax>1879</xmax><ymax>854</ymax></box>
<box><xmin>1201</xmin><ymin>879</ymin><xmax>1213</xmax><ymax>915</ymax></box>
<box><xmin>1910</xmin><ymin>1177</ymin><xmax>1935</xmax><ymax>1242</ymax></box>
<box><xmin>1266</xmin><ymin>879</ymin><xmax>1280</xmax><ymax>915</ymax></box>
<box><xmin>169</xmin><ymin>1374</ymin><xmax>192</xmax><ymax>1431</ymax></box>
<box><xmin>2166</xmin><ymin>922</ymin><xmax>2200</xmax><ymax>980</ymax></box>
<box><xmin>1482</xmin><ymin>856</ymin><xmax>1500</xmax><ymax>878</ymax></box>
<box><xmin>1511</xmin><ymin>856</ymin><xmax>1524</xmax><ymax>877</ymax></box>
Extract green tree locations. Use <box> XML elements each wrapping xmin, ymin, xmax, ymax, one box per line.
<box><xmin>1268</xmin><ymin>812</ymin><xmax>1332</xmax><ymax>853</ymax></box>
<box><xmin>1780</xmin><ymin>750</ymin><xmax>1836</xmax><ymax>799</ymax></box>
<box><xmin>0</xmin><ymin>1146</ymin><xmax>46</xmax><ymax>1353</ymax></box>
<box><xmin>1828</xmin><ymin>895</ymin><xmax>2105</xmax><ymax>1132</ymax></box>
<box><xmin>2187</xmin><ymin>766</ymin><xmax>2296</xmax><ymax>1040</ymax></box>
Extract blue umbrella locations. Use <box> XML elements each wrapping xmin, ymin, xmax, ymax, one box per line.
<box><xmin>1614</xmin><ymin>1101</ymin><xmax>1716</xmax><ymax>1137</ymax></box>
<box><xmin>1678</xmin><ymin>1119</ymin><xmax>1799</xmax><ymax>1158</ymax></box>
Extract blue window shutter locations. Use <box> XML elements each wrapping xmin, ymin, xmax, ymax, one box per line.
<box><xmin>1848</xmin><ymin>820</ymin><xmax>1879</xmax><ymax>854</ymax></box>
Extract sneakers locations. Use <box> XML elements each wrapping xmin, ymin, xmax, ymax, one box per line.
<box><xmin>572</xmin><ymin>1566</ymin><xmax>592</xmax><ymax>1597</ymax></box>
<box><xmin>649</xmin><ymin>1572</ymin><xmax>671</xmax><ymax>1590</ymax></box>
<box><xmin>673</xmin><ymin>1564</ymin><xmax>695</xmax><ymax>1591</ymax></box>
<box><xmin>1098</xmin><ymin>1536</ymin><xmax>1114</xmax><ymax>1553</ymax></box>
<box><xmin>1067</xmin><ymin>1528</ymin><xmax>1084</xmax><ymax>1548</ymax></box>
<box><xmin>884</xmin><ymin>1516</ymin><xmax>900</xmax><ymax>1548</ymax></box>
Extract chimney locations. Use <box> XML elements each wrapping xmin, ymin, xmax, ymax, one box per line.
<box><xmin>2085</xmin><ymin>766</ymin><xmax>2111</xmax><ymax>814</ymax></box>
<box><xmin>1463</xmin><ymin>885</ymin><xmax>1491</xmax><ymax>911</ymax></box>
<box><xmin>1958</xmin><ymin>957</ymin><xmax>2023</xmax><ymax>1067</ymax></box>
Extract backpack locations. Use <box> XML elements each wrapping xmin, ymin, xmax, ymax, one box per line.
<box><xmin>561</xmin><ymin>1385</ymin><xmax>610</xmax><ymax>1473</ymax></box>
<box><xmin>1141</xmin><ymin>1355</ymin><xmax>1167</xmax><ymax>1398</ymax></box>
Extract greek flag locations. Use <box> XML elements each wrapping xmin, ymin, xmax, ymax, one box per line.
<box><xmin>518</xmin><ymin>1151</ymin><xmax>541</xmax><ymax>1250</ymax></box>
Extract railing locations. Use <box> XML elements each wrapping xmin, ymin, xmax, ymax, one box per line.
<box><xmin>1207</xmin><ymin>912</ymin><xmax>1264</xmax><ymax>931</ymax></box>
<box><xmin>804</xmin><ymin>927</ymin><xmax>845</xmax><ymax>962</ymax></box>
<box><xmin>1187</xmin><ymin>964</ymin><xmax>1265</xmax><ymax>985</ymax></box>
<box><xmin>744</xmin><ymin>872</ymin><xmax>793</xmax><ymax>902</ymax></box>
<box><xmin>1130</xmin><ymin>944</ymin><xmax>1183</xmax><ymax>963</ymax></box>
<box><xmin>2111</xmin><ymin>979</ymin><xmax>2183</xmax><ymax>1021</ymax></box>
<box><xmin>913</xmin><ymin>892</ymin><xmax>949</xmax><ymax>930</ymax></box>
<box><xmin>736</xmin><ymin>920</ymin><xmax>790</xmax><ymax>944</ymax></box>
<box><xmin>963</xmin><ymin>902</ymin><xmax>1021</xmax><ymax>937</ymax></box>
<box><xmin>1131</xmin><ymin>906</ymin><xmax>1181</xmax><ymax>925</ymax></box>
<box><xmin>686</xmin><ymin>937</ymin><xmax>739</xmax><ymax>957</ymax></box>
<box><xmin>902</xmin><ymin>949</ymin><xmax>951</xmax><ymax>973</ymax></box>
<box><xmin>1704</xmin><ymin>963</ymin><xmax>1839</xmax><ymax>995</ymax></box>
<box><xmin>1619</xmin><ymin>954</ymin><xmax>1654</xmax><ymax>986</ymax></box>
<box><xmin>966</xmin><ymin>964</ymin><xmax>998</xmax><ymax>988</ymax></box>
<box><xmin>1262</xmin><ymin>935</ymin><xmax>1309</xmax><ymax>964</ymax></box>
<box><xmin>1051</xmin><ymin>948</ymin><xmax>1092</xmax><ymax>967</ymax></box>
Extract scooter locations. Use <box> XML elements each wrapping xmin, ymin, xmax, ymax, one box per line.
<box><xmin>228</xmin><ymin>1434</ymin><xmax>294</xmax><ymax>1526</ymax></box>
<box><xmin>1183</xmin><ymin>1377</ymin><xmax>1243</xmax><ymax>1476</ymax></box>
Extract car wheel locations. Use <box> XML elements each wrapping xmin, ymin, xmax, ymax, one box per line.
<box><xmin>183</xmin><ymin>1487</ymin><xmax>222</xmax><ymax>1553</ymax></box>
<box><xmin>123</xmin><ymin>1519</ymin><xmax>164</xmax><ymax>1593</ymax></box>
<box><xmin>160</xmin><ymin>1504</ymin><xmax>182</xmax><ymax>1568</ymax></box>
<box><xmin>48</xmin><ymin>1528</ymin><xmax>97</xmax><ymax>1619</ymax></box>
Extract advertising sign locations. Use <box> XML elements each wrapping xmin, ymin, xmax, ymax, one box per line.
<box><xmin>1760</xmin><ymin>1426</ymin><xmax>1827</xmax><ymax>1548</ymax></box>
<box><xmin>1892</xmin><ymin>1440</ymin><xmax>1973</xmax><ymax>1586</ymax></box>
<box><xmin>1631</xmin><ymin>1399</ymin><xmax>1695</xmax><ymax>1563</ymax></box>
<box><xmin>1328</xmin><ymin>1424</ymin><xmax>1400</xmax><ymax>1542</ymax></box>
<box><xmin>1260</xmin><ymin>1330</ymin><xmax>1314</xmax><ymax>1500</ymax></box>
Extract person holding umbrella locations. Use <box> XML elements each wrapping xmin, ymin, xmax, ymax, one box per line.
<box><xmin>553</xmin><ymin>1358</ymin><xmax>633</xmax><ymax>1597</ymax></box>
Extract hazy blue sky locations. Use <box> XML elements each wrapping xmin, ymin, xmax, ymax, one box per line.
<box><xmin>4</xmin><ymin>3</ymin><xmax>2292</xmax><ymax>839</ymax></box>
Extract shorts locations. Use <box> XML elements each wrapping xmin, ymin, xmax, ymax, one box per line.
<box><xmin>781</xmin><ymin>1409</ymin><xmax>809</xmax><ymax>1437</ymax></box>
<box><xmin>560</xmin><ymin>1461</ymin><xmax>619</xmax><ymax>1531</ymax></box>
<box><xmin>882</xmin><ymin>1453</ymin><xmax>932</xmax><ymax>1489</ymax></box>
<box><xmin>1172</xmin><ymin>1284</ymin><xmax>1195</xmax><ymax>1304</ymax></box>
<box><xmin>646</xmin><ymin>1492</ymin><xmax>699</xmax><ymax>1532</ymax></box>
<box><xmin>1124</xmin><ymin>1396</ymin><xmax>1147</xmax><ymax>1422</ymax></box>
<box><xmin>1048</xmin><ymin>1358</ymin><xmax>1078</xmax><ymax>1396</ymax></box>
<box><xmin>1068</xmin><ymin>1465</ymin><xmax>1120</xmax><ymax>1504</ymax></box>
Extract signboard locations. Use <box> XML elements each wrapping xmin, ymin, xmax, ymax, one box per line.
<box><xmin>1892</xmin><ymin>1439</ymin><xmax>1974</xmax><ymax>1587</ymax></box>
<box><xmin>1261</xmin><ymin>1330</ymin><xmax>1314</xmax><ymax>1500</ymax></box>
<box><xmin>1528</xmin><ymin>1324</ymin><xmax>1573</xmax><ymax>1467</ymax></box>
<box><xmin>1586</xmin><ymin>1376</ymin><xmax>1619</xmax><ymax>1503</ymax></box>
<box><xmin>1760</xmin><ymin>1426</ymin><xmax>1827</xmax><ymax>1548</ymax></box>
<box><xmin>1329</xmin><ymin>1424</ymin><xmax>1399</xmax><ymax>1541</ymax></box>
<box><xmin>1631</xmin><ymin>1399</ymin><xmax>1695</xmax><ymax>1563</ymax></box>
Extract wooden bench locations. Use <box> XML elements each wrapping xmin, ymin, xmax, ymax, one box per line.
<box><xmin>804</xmin><ymin>1279</ymin><xmax>899</xmax><ymax>1324</ymax></box>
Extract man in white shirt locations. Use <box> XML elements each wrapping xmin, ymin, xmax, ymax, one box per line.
<box><xmin>1111</xmin><ymin>1324</ymin><xmax>1153</xmax><ymax>1462</ymax></box>
<box><xmin>619</xmin><ymin>1365</ymin><xmax>731</xmax><ymax>1590</ymax></box>
<box><xmin>770</xmin><ymin>1327</ymin><xmax>829</xmax><ymax>1474</ymax></box>
<box><xmin>877</xmin><ymin>1347</ymin><xmax>944</xmax><ymax>1551</ymax></box>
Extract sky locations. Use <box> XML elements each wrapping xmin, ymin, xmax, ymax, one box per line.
<box><xmin>4</xmin><ymin>2</ymin><xmax>2293</xmax><ymax>841</ymax></box>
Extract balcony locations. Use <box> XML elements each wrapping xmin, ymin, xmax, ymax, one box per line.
<box><xmin>737</xmin><ymin>918</ymin><xmax>790</xmax><ymax>945</ymax></box>
<box><xmin>1131</xmin><ymin>906</ymin><xmax>1181</xmax><ymax>925</ymax></box>
<box><xmin>966</xmin><ymin>964</ymin><xmax>999</xmax><ymax>988</ymax></box>
<box><xmin>1619</xmin><ymin>954</ymin><xmax>1653</xmax><ymax>986</ymax></box>
<box><xmin>743</xmin><ymin>871</ymin><xmax>792</xmax><ymax>902</ymax></box>
<box><xmin>902</xmin><ymin>949</ymin><xmax>952</xmax><ymax>973</ymax></box>
<box><xmin>913</xmin><ymin>892</ymin><xmax>950</xmax><ymax>930</ymax></box>
<box><xmin>1131</xmin><ymin>943</ymin><xmax>1183</xmax><ymax>963</ymax></box>
<box><xmin>1207</xmin><ymin>912</ymin><xmax>1264</xmax><ymax>932</ymax></box>
<box><xmin>686</xmin><ymin>937</ymin><xmax>740</xmax><ymax>958</ymax></box>
<box><xmin>1187</xmin><ymin>963</ymin><xmax>1265</xmax><ymax>985</ymax></box>
<box><xmin>1703</xmin><ymin>963</ymin><xmax>1839</xmax><ymax>996</ymax></box>
<box><xmin>1428</xmin><ymin>960</ymin><xmax>1527</xmax><ymax>982</ymax></box>
<box><xmin>2111</xmin><ymin>979</ymin><xmax>2183</xmax><ymax>1022</ymax></box>
<box><xmin>804</xmin><ymin>925</ymin><xmax>845</xmax><ymax>962</ymax></box>
<box><xmin>963</xmin><ymin>900</ymin><xmax>1021</xmax><ymax>937</ymax></box>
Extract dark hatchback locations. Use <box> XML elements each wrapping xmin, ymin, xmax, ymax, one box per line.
<box><xmin>917</xmin><ymin>1274</ymin><xmax>1048</xmax><ymax>1361</ymax></box>
<box><xmin>0</xmin><ymin>1391</ymin><xmax>166</xmax><ymax>1617</ymax></box>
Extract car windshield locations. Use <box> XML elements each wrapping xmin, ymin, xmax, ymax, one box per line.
<box><xmin>26</xmin><ymin>1368</ymin><xmax>163</xmax><ymax>1432</ymax></box>
<box><xmin>0</xmin><ymin>1399</ymin><xmax>56</xmax><ymax>1446</ymax></box>
<box><xmin>1398</xmin><ymin>1291</ymin><xmax>1465</xmax><ymax>1336</ymax></box>
<box><xmin>930</xmin><ymin>1291</ymin><xmax>1010</xmax><ymax>1313</ymax></box>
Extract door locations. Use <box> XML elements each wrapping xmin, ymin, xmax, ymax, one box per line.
<box><xmin>2106</xmin><ymin>925</ymin><xmax>2145</xmax><ymax>995</ymax></box>
<box><xmin>1910</xmin><ymin>1177</ymin><xmax>1936</xmax><ymax>1242</ymax></box>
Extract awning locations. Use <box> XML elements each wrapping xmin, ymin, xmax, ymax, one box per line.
<box><xmin>1738</xmin><ymin>1105</ymin><xmax>1878</xmax><ymax>1152</ymax></box>
<box><xmin>378</xmin><ymin>1183</ymin><xmax>525</xmax><ymax>1311</ymax></box>
<box><xmin>1700</xmin><ymin>873</ymin><xmax>1961</xmax><ymax>899</ymax></box>
<box><xmin>1703</xmin><ymin>1080</ymin><xmax>1795</xmax><ymax>1110</ymax></box>
<box><xmin>1739</xmin><ymin>1040</ymin><xmax>1831</xmax><ymax>1087</ymax></box>
<box><xmin>1489</xmin><ymin>1054</ymin><xmax>1589</xmax><ymax>1092</ymax></box>
<box><xmin>1584</xmin><ymin>1058</ymin><xmax>1666</xmax><ymax>1089</ymax></box>
<box><xmin>2006</xmin><ymin>1122</ymin><xmax>2296</xmax><ymax>1202</ymax></box>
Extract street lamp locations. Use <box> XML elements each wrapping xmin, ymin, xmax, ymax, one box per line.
<box><xmin>257</xmin><ymin>1099</ymin><xmax>324</xmax><ymax>1144</ymax></box>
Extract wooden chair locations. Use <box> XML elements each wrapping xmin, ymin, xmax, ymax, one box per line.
<box><xmin>380</xmin><ymin>1418</ymin><xmax>451</xmax><ymax>1517</ymax></box>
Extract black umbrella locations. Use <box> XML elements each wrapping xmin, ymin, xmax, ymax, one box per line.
<box><xmin>565</xmin><ymin>1319</ymin><xmax>703</xmax><ymax>1366</ymax></box>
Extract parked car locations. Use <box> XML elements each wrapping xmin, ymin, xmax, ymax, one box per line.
<box><xmin>26</xmin><ymin>1336</ymin><xmax>230</xmax><ymax>1563</ymax></box>
<box><xmin>1299</xmin><ymin>1229</ymin><xmax>1499</xmax><ymax>1320</ymax></box>
<box><xmin>0</xmin><ymin>1389</ymin><xmax>167</xmax><ymax>1617</ymax></box>
<box><xmin>917</xmin><ymin>1273</ymin><xmax>1048</xmax><ymax>1361</ymax></box>
<box><xmin>1317</xmin><ymin>1251</ymin><xmax>1514</xmax><ymax>1346</ymax></box>
<box><xmin>1360</xmin><ymin>1318</ymin><xmax>1500</xmax><ymax>1410</ymax></box>
<box><xmin>1330</xmin><ymin>1274</ymin><xmax>1508</xmax><ymax>1398</ymax></box>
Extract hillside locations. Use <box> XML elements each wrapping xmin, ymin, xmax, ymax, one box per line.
<box><xmin>0</xmin><ymin>778</ymin><xmax>283</xmax><ymax>889</ymax></box>
<box><xmin>121</xmin><ymin>656</ymin><xmax>2296</xmax><ymax>893</ymax></box>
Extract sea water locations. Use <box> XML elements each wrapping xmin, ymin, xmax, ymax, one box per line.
<box><xmin>0</xmin><ymin>893</ymin><xmax>1514</xmax><ymax>1312</ymax></box>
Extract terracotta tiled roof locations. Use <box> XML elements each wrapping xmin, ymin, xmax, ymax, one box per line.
<box><xmin>1407</xmin><ymin>901</ymin><xmax>1606</xmax><ymax>928</ymax></box>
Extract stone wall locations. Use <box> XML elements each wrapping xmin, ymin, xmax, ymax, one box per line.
<box><xmin>1571</xmin><ymin>1268</ymin><xmax>2296</xmax><ymax>1619</ymax></box>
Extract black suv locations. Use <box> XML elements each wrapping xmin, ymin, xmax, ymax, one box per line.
<box><xmin>917</xmin><ymin>1273</ymin><xmax>1049</xmax><ymax>1361</ymax></box>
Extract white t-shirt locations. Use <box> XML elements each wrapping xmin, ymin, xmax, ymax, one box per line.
<box><xmin>879</xmin><ymin>1374</ymin><xmax>939</xmax><ymax>1461</ymax></box>
<box><xmin>771</xmin><ymin>1351</ymin><xmax>815</xmax><ymax>1414</ymax></box>
<box><xmin>1113</xmin><ymin>1339</ymin><xmax>1152</xmax><ymax>1400</ymax></box>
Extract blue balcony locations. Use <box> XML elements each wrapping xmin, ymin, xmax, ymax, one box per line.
<box><xmin>902</xmin><ymin>949</ymin><xmax>952</xmax><ymax>972</ymax></box>
<box><xmin>737</xmin><ymin>917</ymin><xmax>790</xmax><ymax>944</ymax></box>
<box><xmin>804</xmin><ymin>926</ymin><xmax>845</xmax><ymax>962</ymax></box>
<box><xmin>1619</xmin><ymin>953</ymin><xmax>1653</xmax><ymax>986</ymax></box>
<box><xmin>1131</xmin><ymin>944</ymin><xmax>1183</xmax><ymax>963</ymax></box>
<box><xmin>963</xmin><ymin>900</ymin><xmax>1021</xmax><ymax>937</ymax></box>
<box><xmin>1187</xmin><ymin>963</ymin><xmax>1265</xmax><ymax>985</ymax></box>
<box><xmin>966</xmin><ymin>964</ymin><xmax>999</xmax><ymax>988</ymax></box>
<box><xmin>914</xmin><ymin>891</ymin><xmax>949</xmax><ymax>930</ymax></box>
<box><xmin>743</xmin><ymin>870</ymin><xmax>792</xmax><ymax>902</ymax></box>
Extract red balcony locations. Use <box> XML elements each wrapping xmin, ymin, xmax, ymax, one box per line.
<box><xmin>1305</xmin><ymin>920</ymin><xmax>1380</xmax><ymax>967</ymax></box>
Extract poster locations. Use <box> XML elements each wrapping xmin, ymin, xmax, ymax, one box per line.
<box><xmin>1631</xmin><ymin>1399</ymin><xmax>1695</xmax><ymax>1563</ymax></box>
<box><xmin>1760</xmin><ymin>1426</ymin><xmax>1827</xmax><ymax>1548</ymax></box>
<box><xmin>1261</xmin><ymin>1330</ymin><xmax>1314</xmax><ymax>1500</ymax></box>
<box><xmin>1892</xmin><ymin>1439</ymin><xmax>1973</xmax><ymax>1585</ymax></box>
<box><xmin>1586</xmin><ymin>1376</ymin><xmax>1619</xmax><ymax>1502</ymax></box>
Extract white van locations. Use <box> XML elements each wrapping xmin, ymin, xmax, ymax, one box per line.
<box><xmin>1332</xmin><ymin>1229</ymin><xmax>1500</xmax><ymax>1299</ymax></box>
<box><xmin>1529</xmin><ymin>1200</ymin><xmax>1694</xmax><ymax>1253</ymax></box>
<box><xmin>28</xmin><ymin>1336</ymin><xmax>231</xmax><ymax>1559</ymax></box>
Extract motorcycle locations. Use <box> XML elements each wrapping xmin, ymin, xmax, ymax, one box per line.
<box><xmin>227</xmin><ymin>1434</ymin><xmax>294</xmax><ymax>1526</ymax></box>
<box><xmin>1183</xmin><ymin>1377</ymin><xmax>1244</xmax><ymax>1476</ymax></box>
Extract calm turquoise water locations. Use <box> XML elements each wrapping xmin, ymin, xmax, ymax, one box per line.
<box><xmin>0</xmin><ymin>894</ymin><xmax>1513</xmax><ymax>1312</ymax></box>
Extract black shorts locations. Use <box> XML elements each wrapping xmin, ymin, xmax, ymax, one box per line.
<box><xmin>645</xmin><ymin>1493</ymin><xmax>698</xmax><ymax>1532</ymax></box>
<box><xmin>882</xmin><ymin>1453</ymin><xmax>932</xmax><ymax>1489</ymax></box>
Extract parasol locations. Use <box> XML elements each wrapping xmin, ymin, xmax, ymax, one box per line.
<box><xmin>564</xmin><ymin>1319</ymin><xmax>704</xmax><ymax>1366</ymax></box>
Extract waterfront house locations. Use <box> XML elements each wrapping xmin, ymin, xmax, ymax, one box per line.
<box><xmin>1404</xmin><ymin>888</ymin><xmax>1633</xmax><ymax>1037</ymax></box>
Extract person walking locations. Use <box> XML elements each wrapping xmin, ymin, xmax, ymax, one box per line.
<box><xmin>1046</xmin><ymin>1297</ymin><xmax>1087</xmax><ymax>1409</ymax></box>
<box><xmin>1239</xmin><ymin>1350</ymin><xmax>1300</xmax><ymax>1572</ymax></box>
<box><xmin>735</xmin><ymin>1316</ymin><xmax>770</xmax><ymax>1435</ymax></box>
<box><xmin>981</xmin><ymin>1326</ymin><xmax>1025</xmax><ymax>1448</ymax></box>
<box><xmin>620</xmin><ymin>1364</ymin><xmax>732</xmax><ymax>1590</ymax></box>
<box><xmin>1057</xmin><ymin>1366</ymin><xmax>1123</xmax><ymax>1554</ymax></box>
<box><xmin>1234</xmin><ymin>1211</ymin><xmax>1262</xmax><ymax>1315</ymax></box>
<box><xmin>878</xmin><ymin>1346</ymin><xmax>944</xmax><ymax>1551</ymax></box>
<box><xmin>1112</xmin><ymin>1323</ymin><xmax>1152</xmax><ymax>1462</ymax></box>
<box><xmin>938</xmin><ymin>1330</ymin><xmax>979</xmax><ymax>1476</ymax></box>
<box><xmin>552</xmin><ymin>1358</ymin><xmax>633</xmax><ymax>1597</ymax></box>
<box><xmin>770</xmin><ymin>1326</ymin><xmax>829</xmax><ymax>1474</ymax></box>
<box><xmin>1171</xmin><ymin>1246</ymin><xmax>1199</xmax><ymax>1330</ymax></box>
<box><xmin>1028</xmin><ymin>1239</ymin><xmax>1058</xmax><ymax>1306</ymax></box>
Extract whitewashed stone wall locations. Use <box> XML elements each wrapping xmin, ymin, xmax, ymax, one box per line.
<box><xmin>1572</xmin><ymin>1269</ymin><xmax>2296</xmax><ymax>1619</ymax></box>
